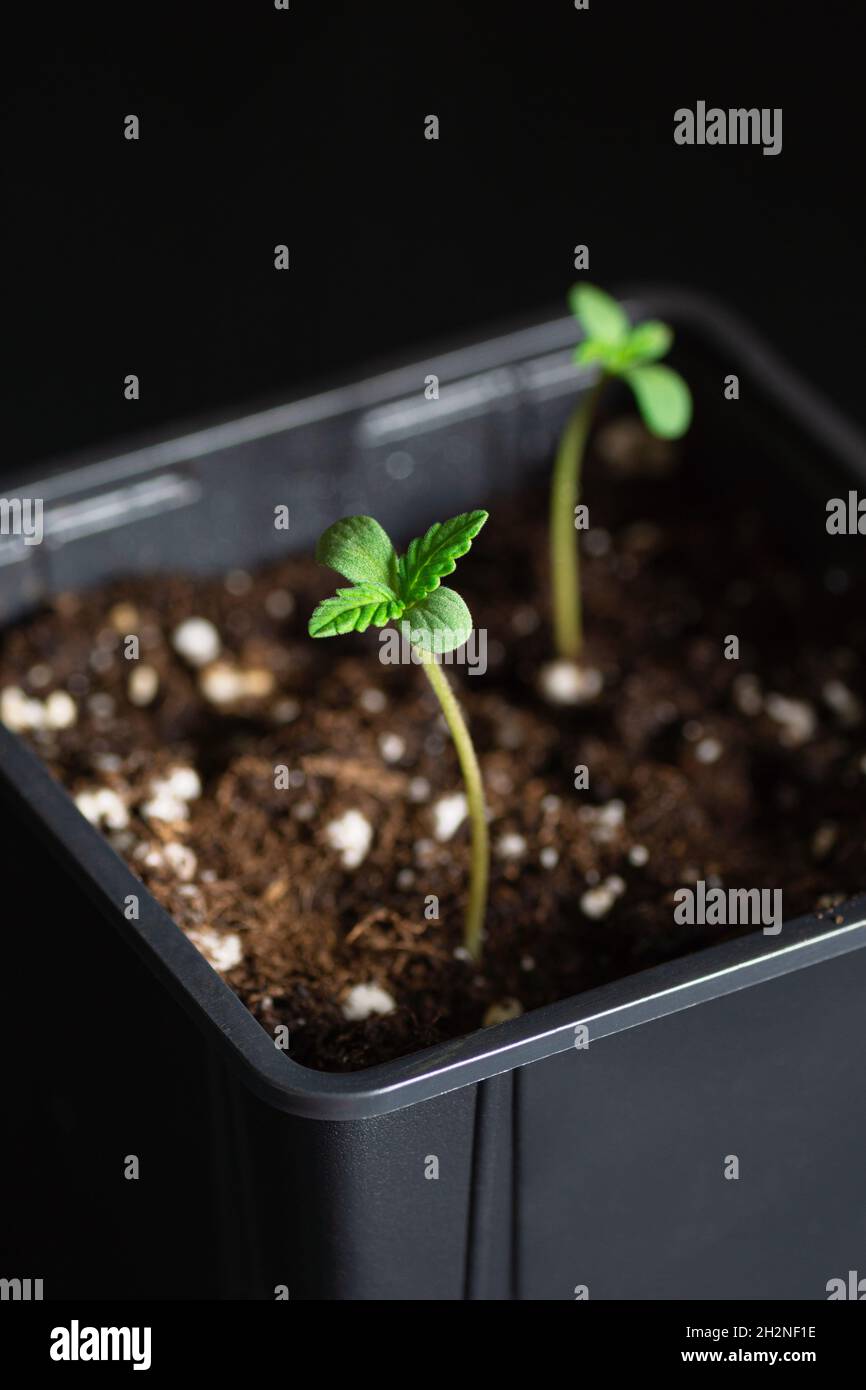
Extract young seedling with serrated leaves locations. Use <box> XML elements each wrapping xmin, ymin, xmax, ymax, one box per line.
<box><xmin>550</xmin><ymin>284</ymin><xmax>693</xmax><ymax>667</ymax></box>
<box><xmin>309</xmin><ymin>510</ymin><xmax>490</xmax><ymax>959</ymax></box>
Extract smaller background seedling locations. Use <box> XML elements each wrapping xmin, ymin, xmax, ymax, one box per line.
<box><xmin>550</xmin><ymin>284</ymin><xmax>693</xmax><ymax>664</ymax></box>
<box><xmin>309</xmin><ymin>510</ymin><xmax>490</xmax><ymax>958</ymax></box>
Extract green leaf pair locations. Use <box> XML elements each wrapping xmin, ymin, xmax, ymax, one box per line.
<box><xmin>568</xmin><ymin>283</ymin><xmax>692</xmax><ymax>439</ymax></box>
<box><xmin>309</xmin><ymin>510</ymin><xmax>488</xmax><ymax>654</ymax></box>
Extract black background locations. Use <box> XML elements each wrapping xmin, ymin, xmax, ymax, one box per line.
<box><xmin>5</xmin><ymin>0</ymin><xmax>864</xmax><ymax>471</ymax></box>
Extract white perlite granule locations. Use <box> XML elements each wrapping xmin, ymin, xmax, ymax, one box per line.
<box><xmin>163</xmin><ymin>767</ymin><xmax>201</xmax><ymax>802</ymax></box>
<box><xmin>172</xmin><ymin>617</ymin><xmax>221</xmax><ymax>667</ymax></box>
<box><xmin>359</xmin><ymin>688</ymin><xmax>387</xmax><ymax>714</ymax></box>
<box><xmin>733</xmin><ymin>673</ymin><xmax>763</xmax><ymax>717</ymax></box>
<box><xmin>580</xmin><ymin>875</ymin><xmax>626</xmax><ymax>920</ymax></box>
<box><xmin>378</xmin><ymin>732</ymin><xmax>406</xmax><ymax>764</ymax></box>
<box><xmin>765</xmin><ymin>693</ymin><xmax>816</xmax><ymax>748</ymax></box>
<box><xmin>325</xmin><ymin>809</ymin><xmax>373</xmax><ymax>869</ymax></box>
<box><xmin>27</xmin><ymin>664</ymin><xmax>53</xmax><ymax>689</ymax></box>
<box><xmin>45</xmin><ymin>691</ymin><xmax>77</xmax><ymax>728</ymax></box>
<box><xmin>163</xmin><ymin>842</ymin><xmax>198</xmax><ymax>881</ymax></box>
<box><xmin>496</xmin><ymin>832</ymin><xmax>527</xmax><ymax>860</ymax></box>
<box><xmin>188</xmin><ymin>927</ymin><xmax>243</xmax><ymax>973</ymax></box>
<box><xmin>74</xmin><ymin>787</ymin><xmax>129</xmax><ymax>831</ymax></box>
<box><xmin>128</xmin><ymin>665</ymin><xmax>159</xmax><ymax>706</ymax></box>
<box><xmin>341</xmin><ymin>983</ymin><xmax>397</xmax><ymax>1021</ymax></box>
<box><xmin>432</xmin><ymin>792</ymin><xmax>468</xmax><ymax>841</ymax></box>
<box><xmin>811</xmin><ymin>824</ymin><xmax>838</xmax><ymax>860</ymax></box>
<box><xmin>579</xmin><ymin>799</ymin><xmax>625</xmax><ymax>845</ymax></box>
<box><xmin>695</xmin><ymin>736</ymin><xmax>723</xmax><ymax>764</ymax></box>
<box><xmin>1</xmin><ymin>686</ymin><xmax>78</xmax><ymax>732</ymax></box>
<box><xmin>538</xmin><ymin>659</ymin><xmax>603</xmax><ymax>706</ymax></box>
<box><xmin>822</xmin><ymin>679</ymin><xmax>863</xmax><ymax>727</ymax></box>
<box><xmin>141</xmin><ymin>766</ymin><xmax>202</xmax><ymax>823</ymax></box>
<box><xmin>199</xmin><ymin>661</ymin><xmax>275</xmax><ymax>705</ymax></box>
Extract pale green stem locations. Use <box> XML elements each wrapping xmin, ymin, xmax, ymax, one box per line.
<box><xmin>421</xmin><ymin>654</ymin><xmax>489</xmax><ymax>960</ymax></box>
<box><xmin>550</xmin><ymin>377</ymin><xmax>606</xmax><ymax>661</ymax></box>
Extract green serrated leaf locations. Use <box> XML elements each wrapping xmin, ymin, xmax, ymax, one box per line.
<box><xmin>624</xmin><ymin>364</ymin><xmax>693</xmax><ymax>439</ymax></box>
<box><xmin>308</xmin><ymin>584</ymin><xmax>404</xmax><ymax>638</ymax></box>
<box><xmin>405</xmin><ymin>588</ymin><xmax>473</xmax><ymax>655</ymax></box>
<box><xmin>624</xmin><ymin>320</ymin><xmax>674</xmax><ymax>365</ymax></box>
<box><xmin>400</xmin><ymin>510</ymin><xmax>488</xmax><ymax>604</ymax></box>
<box><xmin>568</xmin><ymin>284</ymin><xmax>630</xmax><ymax>347</ymax></box>
<box><xmin>315</xmin><ymin>515</ymin><xmax>398</xmax><ymax>587</ymax></box>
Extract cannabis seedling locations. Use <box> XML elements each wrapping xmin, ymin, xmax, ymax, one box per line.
<box><xmin>551</xmin><ymin>284</ymin><xmax>693</xmax><ymax>663</ymax></box>
<box><xmin>308</xmin><ymin>510</ymin><xmax>490</xmax><ymax>959</ymax></box>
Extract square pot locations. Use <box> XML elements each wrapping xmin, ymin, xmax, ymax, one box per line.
<box><xmin>2</xmin><ymin>290</ymin><xmax>866</xmax><ymax>1300</ymax></box>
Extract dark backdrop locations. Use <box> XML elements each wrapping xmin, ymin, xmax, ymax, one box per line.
<box><xmin>5</xmin><ymin>0</ymin><xmax>864</xmax><ymax>471</ymax></box>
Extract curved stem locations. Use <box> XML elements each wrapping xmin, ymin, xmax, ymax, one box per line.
<box><xmin>421</xmin><ymin>655</ymin><xmax>489</xmax><ymax>960</ymax></box>
<box><xmin>550</xmin><ymin>377</ymin><xmax>606</xmax><ymax>661</ymax></box>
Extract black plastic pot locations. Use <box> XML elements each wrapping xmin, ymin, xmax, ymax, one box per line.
<box><xmin>3</xmin><ymin>290</ymin><xmax>866</xmax><ymax>1300</ymax></box>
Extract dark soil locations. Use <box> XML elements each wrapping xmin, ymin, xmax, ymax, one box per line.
<box><xmin>2</xmin><ymin>417</ymin><xmax>865</xmax><ymax>1070</ymax></box>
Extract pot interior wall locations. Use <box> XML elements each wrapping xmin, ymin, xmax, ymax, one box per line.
<box><xmin>3</xmin><ymin>311</ymin><xmax>861</xmax><ymax>626</ymax></box>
